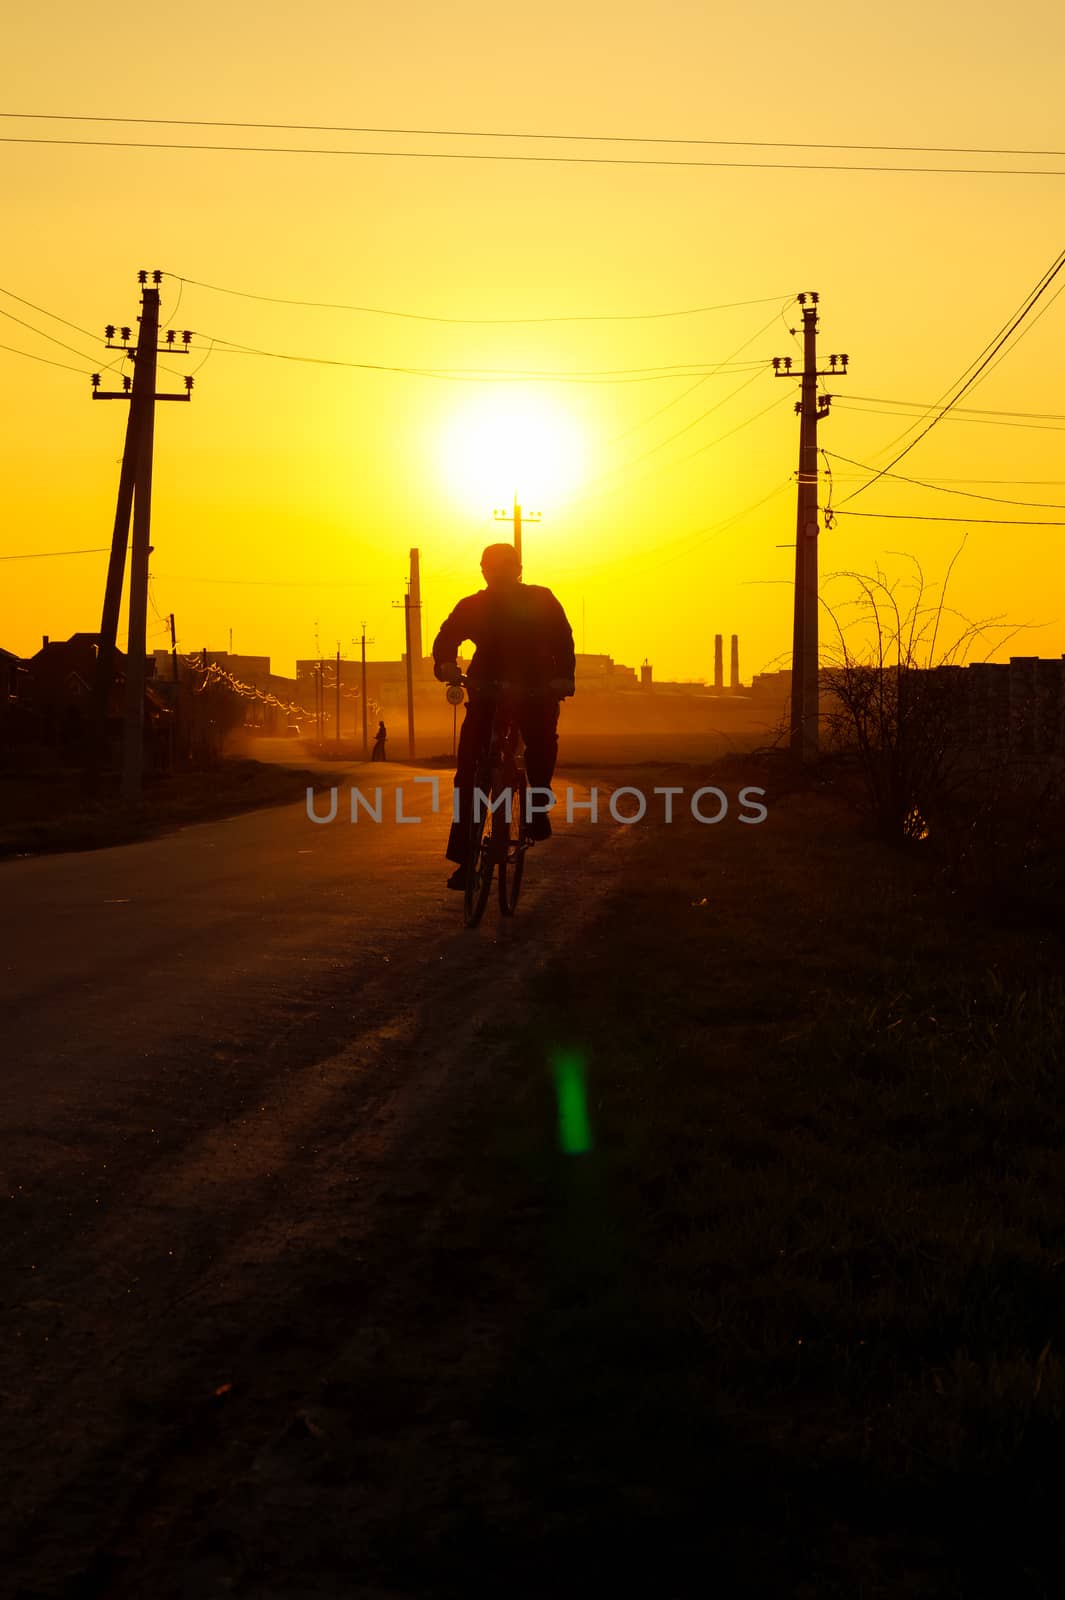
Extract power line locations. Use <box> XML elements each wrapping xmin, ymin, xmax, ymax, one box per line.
<box><xmin>4</xmin><ymin>134</ymin><xmax>1065</xmax><ymax>176</ymax></box>
<box><xmin>0</xmin><ymin>283</ymin><xmax>108</xmax><ymax>342</ymax></box>
<box><xmin>597</xmin><ymin>304</ymin><xmax>786</xmax><ymax>451</ymax></box>
<box><xmin>838</xmin><ymin>246</ymin><xmax>1065</xmax><ymax>504</ymax></box>
<box><xmin>823</xmin><ymin>451</ymin><xmax>1065</xmax><ymax>510</ymax></box>
<box><xmin>831</xmin><ymin>509</ymin><xmax>1065</xmax><ymax>526</ymax></box>
<box><xmin>183</xmin><ymin>331</ymin><xmax>769</xmax><ymax>382</ymax></box>
<box><xmin>840</xmin><ymin>392</ymin><xmax>1065</xmax><ymax>422</ymax></box>
<box><xmin>0</xmin><ymin>341</ymin><xmax>93</xmax><ymax>375</ymax></box>
<box><xmin>0</xmin><ymin>305</ymin><xmax>128</xmax><ymax>372</ymax></box>
<box><xmin>152</xmin><ymin>573</ymin><xmax>367</xmax><ymax>586</ymax></box>
<box><xmin>565</xmin><ymin>367</ymin><xmax>769</xmax><ymax>507</ymax></box>
<box><xmin>563</xmin><ymin>388</ymin><xmax>789</xmax><ymax>512</ymax></box>
<box><xmin>0</xmin><ymin>284</ymin><xmax>185</xmax><ymax>378</ymax></box>
<box><xmin>0</xmin><ymin>546</ymin><xmax>109</xmax><ymax>560</ymax></box>
<box><xmin>6</xmin><ymin>111</ymin><xmax>1065</xmax><ymax>160</ymax></box>
<box><xmin>164</xmin><ymin>271</ymin><xmax>791</xmax><ymax>326</ymax></box>
<box><xmin>833</xmin><ymin>402</ymin><xmax>1065</xmax><ymax>433</ymax></box>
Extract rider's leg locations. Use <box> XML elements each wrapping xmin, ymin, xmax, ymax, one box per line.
<box><xmin>446</xmin><ymin>698</ymin><xmax>494</xmax><ymax>864</ymax></box>
<box><xmin>519</xmin><ymin>694</ymin><xmax>561</xmax><ymax>840</ymax></box>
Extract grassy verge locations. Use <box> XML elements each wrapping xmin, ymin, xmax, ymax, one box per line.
<box><xmin>352</xmin><ymin>768</ymin><xmax>1064</xmax><ymax>1596</ymax></box>
<box><xmin>0</xmin><ymin>757</ymin><xmax>345</xmax><ymax>858</ymax></box>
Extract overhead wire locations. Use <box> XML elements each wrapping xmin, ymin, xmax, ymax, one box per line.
<box><xmin>0</xmin><ymin>304</ymin><xmax>128</xmax><ymax>374</ymax></box>
<box><xmin>4</xmin><ymin>133</ymin><xmax>1065</xmax><ymax>176</ymax></box>
<box><xmin>832</xmin><ymin>402</ymin><xmax>1065</xmax><ymax>433</ymax></box>
<box><xmin>7</xmin><ymin>112</ymin><xmax>1065</xmax><ymax>159</ymax></box>
<box><xmin>595</xmin><ymin>302</ymin><xmax>788</xmax><ymax>452</ymax></box>
<box><xmin>0</xmin><ymin>342</ymin><xmax>94</xmax><ymax>375</ymax></box>
<box><xmin>837</xmin><ymin>392</ymin><xmax>1065</xmax><ymax>422</ymax></box>
<box><xmin>163</xmin><ymin>271</ymin><xmax>790</xmax><ymax>326</ymax></box>
<box><xmin>180</xmin><ymin>330</ymin><xmax>769</xmax><ymax>382</ymax></box>
<box><xmin>0</xmin><ymin>283</ymin><xmax>187</xmax><ymax>378</ymax></box>
<box><xmin>0</xmin><ymin>546</ymin><xmax>108</xmax><ymax>560</ymax></box>
<box><xmin>830</xmin><ymin>509</ymin><xmax>1065</xmax><ymax>526</ymax></box>
<box><xmin>824</xmin><ymin>451</ymin><xmax>1065</xmax><ymax>510</ymax></box>
<box><xmin>837</xmin><ymin>245</ymin><xmax>1065</xmax><ymax>504</ymax></box>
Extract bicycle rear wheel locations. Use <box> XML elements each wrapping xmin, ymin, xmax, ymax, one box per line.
<box><xmin>498</xmin><ymin>773</ymin><xmax>527</xmax><ymax>916</ymax></box>
<box><xmin>463</xmin><ymin>777</ymin><xmax>494</xmax><ymax>927</ymax></box>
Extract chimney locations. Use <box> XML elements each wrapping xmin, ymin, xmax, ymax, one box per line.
<box><xmin>713</xmin><ymin>634</ymin><xmax>723</xmax><ymax>690</ymax></box>
<box><xmin>409</xmin><ymin>548</ymin><xmax>423</xmax><ymax>663</ymax></box>
<box><xmin>730</xmin><ymin>634</ymin><xmax>740</xmax><ymax>691</ymax></box>
<box><xmin>42</xmin><ymin>634</ymin><xmax>50</xmax><ymax>649</ymax></box>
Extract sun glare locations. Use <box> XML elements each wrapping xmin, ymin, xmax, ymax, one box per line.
<box><xmin>438</xmin><ymin>389</ymin><xmax>585</xmax><ymax>513</ymax></box>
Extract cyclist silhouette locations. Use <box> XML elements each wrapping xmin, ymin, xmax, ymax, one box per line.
<box><xmin>433</xmin><ymin>543</ymin><xmax>575</xmax><ymax>888</ymax></box>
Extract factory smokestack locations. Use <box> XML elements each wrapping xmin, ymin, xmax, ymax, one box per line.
<box><xmin>730</xmin><ymin>634</ymin><xmax>740</xmax><ymax>691</ymax></box>
<box><xmin>714</xmin><ymin>634</ymin><xmax>723</xmax><ymax>690</ymax></box>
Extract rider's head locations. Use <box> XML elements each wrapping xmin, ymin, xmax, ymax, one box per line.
<box><xmin>480</xmin><ymin>542</ymin><xmax>522</xmax><ymax>591</ymax></box>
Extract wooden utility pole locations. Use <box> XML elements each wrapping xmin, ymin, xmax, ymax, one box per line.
<box><xmin>89</xmin><ymin>271</ymin><xmax>193</xmax><ymax>803</ymax></box>
<box><xmin>773</xmin><ymin>293</ymin><xmax>848</xmax><ymax>763</ymax></box>
<box><xmin>494</xmin><ymin>491</ymin><xmax>540</xmax><ymax>566</ymax></box>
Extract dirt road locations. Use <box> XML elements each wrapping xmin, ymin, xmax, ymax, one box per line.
<box><xmin>2</xmin><ymin>762</ymin><xmax>631</xmax><ymax>1598</ymax></box>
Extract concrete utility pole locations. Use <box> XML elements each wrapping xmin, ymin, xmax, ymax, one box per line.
<box><xmin>358</xmin><ymin>623</ymin><xmax>374</xmax><ymax>758</ymax></box>
<box><xmin>773</xmin><ymin>293</ymin><xmax>848</xmax><ymax>763</ymax></box>
<box><xmin>90</xmin><ymin>271</ymin><xmax>193</xmax><ymax>804</ymax></box>
<box><xmin>392</xmin><ymin>590</ymin><xmax>417</xmax><ymax>761</ymax></box>
<box><xmin>494</xmin><ymin>491</ymin><xmax>540</xmax><ymax>566</ymax></box>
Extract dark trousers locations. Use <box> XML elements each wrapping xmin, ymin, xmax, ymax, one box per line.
<box><xmin>446</xmin><ymin>693</ymin><xmax>560</xmax><ymax>863</ymax></box>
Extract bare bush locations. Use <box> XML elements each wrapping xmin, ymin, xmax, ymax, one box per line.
<box><xmin>820</xmin><ymin>549</ymin><xmax>1019</xmax><ymax>845</ymax></box>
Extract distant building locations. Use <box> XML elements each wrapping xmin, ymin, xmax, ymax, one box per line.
<box><xmin>574</xmin><ymin>653</ymin><xmax>638</xmax><ymax>690</ymax></box>
<box><xmin>0</xmin><ymin>646</ymin><xmax>25</xmax><ymax>703</ymax></box>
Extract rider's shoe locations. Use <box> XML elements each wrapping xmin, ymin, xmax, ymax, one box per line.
<box><xmin>526</xmin><ymin>814</ymin><xmax>552</xmax><ymax>842</ymax></box>
<box><xmin>447</xmin><ymin>866</ymin><xmax>469</xmax><ymax>890</ymax></box>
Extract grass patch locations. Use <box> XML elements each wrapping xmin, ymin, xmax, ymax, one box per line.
<box><xmin>0</xmin><ymin>758</ymin><xmax>344</xmax><ymax>857</ymax></box>
<box><xmin>464</xmin><ymin>773</ymin><xmax>1065</xmax><ymax>1594</ymax></box>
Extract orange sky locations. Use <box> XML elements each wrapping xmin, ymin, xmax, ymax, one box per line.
<box><xmin>3</xmin><ymin>1</ymin><xmax>1064</xmax><ymax>682</ymax></box>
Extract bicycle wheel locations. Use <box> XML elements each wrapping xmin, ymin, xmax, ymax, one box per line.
<box><xmin>463</xmin><ymin>774</ymin><xmax>494</xmax><ymax>928</ymax></box>
<box><xmin>498</xmin><ymin>772</ymin><xmax>527</xmax><ymax>916</ymax></box>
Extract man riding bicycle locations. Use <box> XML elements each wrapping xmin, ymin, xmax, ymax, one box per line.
<box><xmin>432</xmin><ymin>542</ymin><xmax>576</xmax><ymax>889</ymax></box>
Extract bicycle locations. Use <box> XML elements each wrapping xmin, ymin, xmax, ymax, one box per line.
<box><xmin>456</xmin><ymin>676</ymin><xmax>530</xmax><ymax>927</ymax></box>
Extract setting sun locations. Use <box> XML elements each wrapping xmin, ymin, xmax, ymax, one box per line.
<box><xmin>437</xmin><ymin>389</ymin><xmax>586</xmax><ymax>515</ymax></box>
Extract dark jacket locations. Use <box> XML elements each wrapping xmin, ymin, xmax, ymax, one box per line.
<box><xmin>433</xmin><ymin>583</ymin><xmax>575</xmax><ymax>691</ymax></box>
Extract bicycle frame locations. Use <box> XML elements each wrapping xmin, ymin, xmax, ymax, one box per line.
<box><xmin>459</xmin><ymin>678</ymin><xmax>529</xmax><ymax>925</ymax></box>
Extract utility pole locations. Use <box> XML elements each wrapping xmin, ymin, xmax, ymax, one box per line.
<box><xmin>494</xmin><ymin>490</ymin><xmax>540</xmax><ymax>565</ymax></box>
<box><xmin>169</xmin><ymin>613</ymin><xmax>178</xmax><ymax>681</ymax></box>
<box><xmin>358</xmin><ymin>623</ymin><xmax>374</xmax><ymax>758</ymax></box>
<box><xmin>392</xmin><ymin>589</ymin><xmax>418</xmax><ymax>761</ymax></box>
<box><xmin>88</xmin><ymin>272</ymin><xmax>192</xmax><ymax>797</ymax></box>
<box><xmin>335</xmin><ymin>645</ymin><xmax>341</xmax><ymax>742</ymax></box>
<box><xmin>773</xmin><ymin>292</ymin><xmax>848</xmax><ymax>763</ymax></box>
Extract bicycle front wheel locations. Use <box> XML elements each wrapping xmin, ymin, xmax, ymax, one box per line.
<box><xmin>498</xmin><ymin>774</ymin><xmax>527</xmax><ymax>916</ymax></box>
<box><xmin>463</xmin><ymin>780</ymin><xmax>494</xmax><ymax>928</ymax></box>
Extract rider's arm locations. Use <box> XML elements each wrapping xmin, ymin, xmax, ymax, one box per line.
<box><xmin>548</xmin><ymin>593</ymin><xmax>576</xmax><ymax>696</ymax></box>
<box><xmin>432</xmin><ymin>598</ymin><xmax>476</xmax><ymax>681</ymax></box>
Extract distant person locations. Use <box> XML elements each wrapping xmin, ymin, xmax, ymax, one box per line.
<box><xmin>372</xmin><ymin>720</ymin><xmax>387</xmax><ymax>761</ymax></box>
<box><xmin>433</xmin><ymin>542</ymin><xmax>575</xmax><ymax>889</ymax></box>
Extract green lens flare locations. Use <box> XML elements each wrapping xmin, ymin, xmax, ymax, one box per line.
<box><xmin>552</xmin><ymin>1050</ymin><xmax>592</xmax><ymax>1154</ymax></box>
